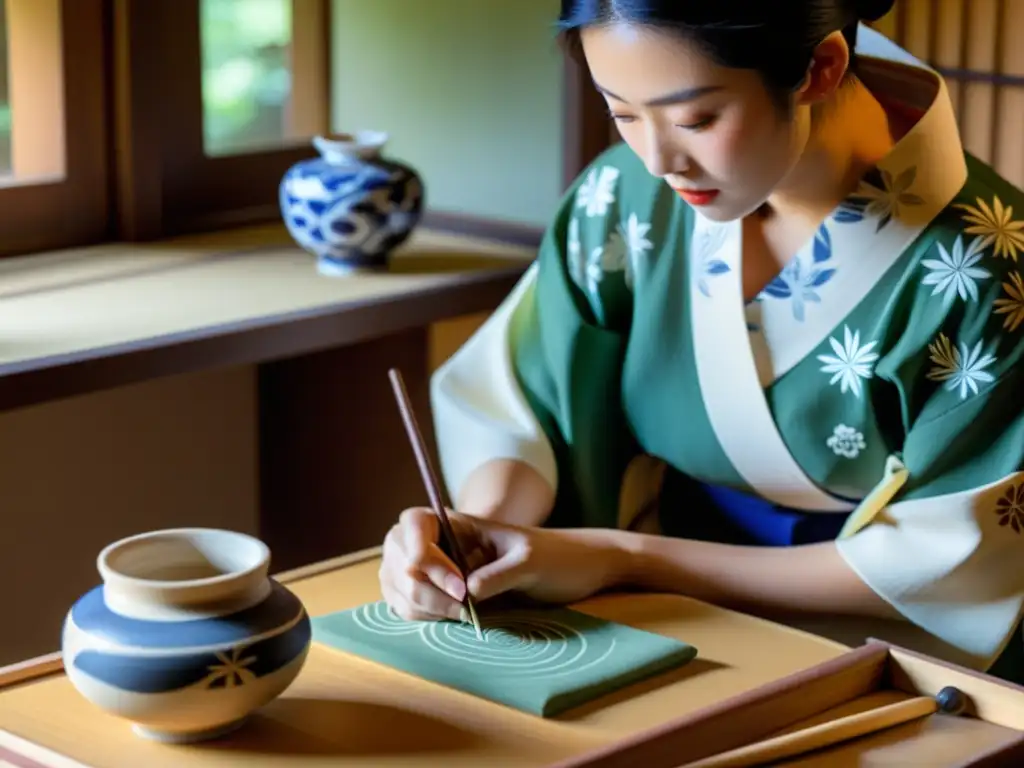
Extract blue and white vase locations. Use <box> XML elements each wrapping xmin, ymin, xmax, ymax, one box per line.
<box><xmin>280</xmin><ymin>130</ymin><xmax>425</xmax><ymax>275</ymax></box>
<box><xmin>61</xmin><ymin>528</ymin><xmax>311</xmax><ymax>743</ymax></box>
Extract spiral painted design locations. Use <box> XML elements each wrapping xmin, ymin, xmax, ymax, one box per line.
<box><xmin>349</xmin><ymin>602</ymin><xmax>615</xmax><ymax>678</ymax></box>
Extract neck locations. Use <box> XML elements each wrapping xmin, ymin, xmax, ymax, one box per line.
<box><xmin>766</xmin><ymin>80</ymin><xmax>894</xmax><ymax>222</ymax></box>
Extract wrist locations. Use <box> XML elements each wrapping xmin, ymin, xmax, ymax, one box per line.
<box><xmin>571</xmin><ymin>528</ymin><xmax>647</xmax><ymax>592</ymax></box>
<box><xmin>600</xmin><ymin>530</ymin><xmax>697</xmax><ymax>596</ymax></box>
<box><xmin>611</xmin><ymin>530</ymin><xmax>654</xmax><ymax>590</ymax></box>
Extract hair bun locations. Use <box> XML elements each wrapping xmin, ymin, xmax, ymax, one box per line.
<box><xmin>856</xmin><ymin>0</ymin><xmax>895</xmax><ymax>21</ymax></box>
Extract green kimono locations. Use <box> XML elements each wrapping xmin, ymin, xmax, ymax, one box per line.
<box><xmin>430</xmin><ymin>31</ymin><xmax>1024</xmax><ymax>681</ymax></box>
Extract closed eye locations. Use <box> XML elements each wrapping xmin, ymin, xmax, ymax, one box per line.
<box><xmin>678</xmin><ymin>116</ymin><xmax>716</xmax><ymax>131</ymax></box>
<box><xmin>608</xmin><ymin>113</ymin><xmax>716</xmax><ymax>131</ymax></box>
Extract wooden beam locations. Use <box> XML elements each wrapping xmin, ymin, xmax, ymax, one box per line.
<box><xmin>286</xmin><ymin>0</ymin><xmax>331</xmax><ymax>138</ymax></box>
<box><xmin>561</xmin><ymin>49</ymin><xmax>611</xmax><ymax>191</ymax></box>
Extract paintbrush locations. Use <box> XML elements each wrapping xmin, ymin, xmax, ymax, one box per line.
<box><xmin>387</xmin><ymin>368</ymin><xmax>484</xmax><ymax>639</ymax></box>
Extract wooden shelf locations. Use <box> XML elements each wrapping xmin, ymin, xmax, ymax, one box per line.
<box><xmin>0</xmin><ymin>224</ymin><xmax>532</xmax><ymax>413</ymax></box>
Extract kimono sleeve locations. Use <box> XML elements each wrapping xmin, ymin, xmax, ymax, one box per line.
<box><xmin>836</xmin><ymin>203</ymin><xmax>1024</xmax><ymax>673</ymax></box>
<box><xmin>430</xmin><ymin>147</ymin><xmax>642</xmax><ymax>529</ymax></box>
<box><xmin>429</xmin><ymin>262</ymin><xmax>557</xmax><ymax>500</ymax></box>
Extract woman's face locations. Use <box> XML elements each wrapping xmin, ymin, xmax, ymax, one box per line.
<box><xmin>580</xmin><ymin>23</ymin><xmax>813</xmax><ymax>221</ymax></box>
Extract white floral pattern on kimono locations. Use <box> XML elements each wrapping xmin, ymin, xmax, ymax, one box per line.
<box><xmin>429</xmin><ymin>26</ymin><xmax>1024</xmax><ymax>676</ymax></box>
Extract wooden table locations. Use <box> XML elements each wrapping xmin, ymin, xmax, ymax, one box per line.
<box><xmin>4</xmin><ymin>548</ymin><xmax>1024</xmax><ymax>767</ymax></box>
<box><xmin>0</xmin><ymin>547</ymin><xmax>855</xmax><ymax>768</ymax></box>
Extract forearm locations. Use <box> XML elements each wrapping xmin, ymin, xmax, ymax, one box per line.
<box><xmin>591</xmin><ymin>529</ymin><xmax>902</xmax><ymax>621</ymax></box>
<box><xmin>455</xmin><ymin>459</ymin><xmax>555</xmax><ymax>527</ymax></box>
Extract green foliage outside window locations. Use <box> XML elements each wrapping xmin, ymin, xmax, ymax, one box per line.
<box><xmin>200</xmin><ymin>0</ymin><xmax>293</xmax><ymax>156</ymax></box>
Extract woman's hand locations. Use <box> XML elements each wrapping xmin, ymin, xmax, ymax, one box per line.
<box><xmin>379</xmin><ymin>507</ymin><xmax>627</xmax><ymax>622</ymax></box>
<box><xmin>378</xmin><ymin>507</ymin><xmax>475</xmax><ymax>623</ymax></box>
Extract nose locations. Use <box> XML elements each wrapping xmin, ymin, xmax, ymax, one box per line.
<box><xmin>643</xmin><ymin>127</ymin><xmax>686</xmax><ymax>179</ymax></box>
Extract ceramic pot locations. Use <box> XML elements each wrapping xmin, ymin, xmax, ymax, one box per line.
<box><xmin>61</xmin><ymin>528</ymin><xmax>311</xmax><ymax>743</ymax></box>
<box><xmin>279</xmin><ymin>130</ymin><xmax>425</xmax><ymax>275</ymax></box>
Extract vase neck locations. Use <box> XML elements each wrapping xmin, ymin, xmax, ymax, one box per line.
<box><xmin>313</xmin><ymin>131</ymin><xmax>388</xmax><ymax>165</ymax></box>
<box><xmin>97</xmin><ymin>528</ymin><xmax>272</xmax><ymax>620</ymax></box>
<box><xmin>103</xmin><ymin>574</ymin><xmax>271</xmax><ymax>621</ymax></box>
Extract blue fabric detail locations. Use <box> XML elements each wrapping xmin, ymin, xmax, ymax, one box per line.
<box><xmin>699</xmin><ymin>483</ymin><xmax>849</xmax><ymax>546</ymax></box>
<box><xmin>698</xmin><ymin>482</ymin><xmax>1024</xmax><ymax>686</ymax></box>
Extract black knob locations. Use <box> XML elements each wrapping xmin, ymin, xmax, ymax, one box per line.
<box><xmin>936</xmin><ymin>686</ymin><xmax>967</xmax><ymax>715</ymax></box>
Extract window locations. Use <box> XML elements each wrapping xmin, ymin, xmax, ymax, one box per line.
<box><xmin>201</xmin><ymin>0</ymin><xmax>322</xmax><ymax>157</ymax></box>
<box><xmin>114</xmin><ymin>0</ymin><xmax>330</xmax><ymax>239</ymax></box>
<box><xmin>0</xmin><ymin>0</ymin><xmax>330</xmax><ymax>257</ymax></box>
<box><xmin>0</xmin><ymin>1</ymin><xmax>11</xmax><ymax>177</ymax></box>
<box><xmin>12</xmin><ymin>0</ymin><xmax>1017</xmax><ymax>261</ymax></box>
<box><xmin>0</xmin><ymin>0</ymin><xmax>109</xmax><ymax>258</ymax></box>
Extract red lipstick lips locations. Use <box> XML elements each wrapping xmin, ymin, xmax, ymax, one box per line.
<box><xmin>675</xmin><ymin>187</ymin><xmax>719</xmax><ymax>206</ymax></box>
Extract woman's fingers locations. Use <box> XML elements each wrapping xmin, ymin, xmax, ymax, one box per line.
<box><xmin>398</xmin><ymin>507</ymin><xmax>468</xmax><ymax>601</ymax></box>
<box><xmin>380</xmin><ymin>574</ymin><xmax>436</xmax><ymax>622</ymax></box>
<box><xmin>378</xmin><ymin>507</ymin><xmax>473</xmax><ymax>622</ymax></box>
<box><xmin>464</xmin><ymin>545</ymin><xmax>490</xmax><ymax>574</ymax></box>
<box><xmin>466</xmin><ymin>538</ymin><xmax>532</xmax><ymax>602</ymax></box>
<box><xmin>380</xmin><ymin>565</ymin><xmax>463</xmax><ymax>622</ymax></box>
<box><xmin>398</xmin><ymin>506</ymin><xmax>441</xmax><ymax>561</ymax></box>
<box><xmin>399</xmin><ymin>568</ymin><xmax>464</xmax><ymax>621</ymax></box>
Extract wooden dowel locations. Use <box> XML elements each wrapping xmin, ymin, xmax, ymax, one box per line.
<box><xmin>681</xmin><ymin>695</ymin><xmax>939</xmax><ymax>768</ymax></box>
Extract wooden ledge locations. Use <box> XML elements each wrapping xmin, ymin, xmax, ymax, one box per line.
<box><xmin>0</xmin><ymin>224</ymin><xmax>533</xmax><ymax>413</ymax></box>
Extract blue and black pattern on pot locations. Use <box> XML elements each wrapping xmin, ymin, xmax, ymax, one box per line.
<box><xmin>71</xmin><ymin>581</ymin><xmax>302</xmax><ymax>649</ymax></box>
<box><xmin>66</xmin><ymin>580</ymin><xmax>311</xmax><ymax>694</ymax></box>
<box><xmin>280</xmin><ymin>156</ymin><xmax>424</xmax><ymax>269</ymax></box>
<box><xmin>71</xmin><ymin>616</ymin><xmax>311</xmax><ymax>693</ymax></box>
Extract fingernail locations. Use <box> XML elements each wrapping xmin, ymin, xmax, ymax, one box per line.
<box><xmin>459</xmin><ymin>607</ymin><xmax>470</xmax><ymax>624</ymax></box>
<box><xmin>444</xmin><ymin>573</ymin><xmax>466</xmax><ymax>601</ymax></box>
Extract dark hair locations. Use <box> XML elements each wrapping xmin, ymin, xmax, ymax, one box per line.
<box><xmin>558</xmin><ymin>0</ymin><xmax>896</xmax><ymax>108</ymax></box>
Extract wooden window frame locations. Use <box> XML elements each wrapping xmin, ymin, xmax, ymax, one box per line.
<box><xmin>3</xmin><ymin>0</ymin><xmax>550</xmax><ymax>258</ymax></box>
<box><xmin>8</xmin><ymin>2</ymin><xmax>1014</xmax><ymax>261</ymax></box>
<box><xmin>561</xmin><ymin>53</ymin><xmax>609</xmax><ymax>192</ymax></box>
<box><xmin>112</xmin><ymin>0</ymin><xmax>331</xmax><ymax>240</ymax></box>
<box><xmin>0</xmin><ymin>0</ymin><xmax>109</xmax><ymax>259</ymax></box>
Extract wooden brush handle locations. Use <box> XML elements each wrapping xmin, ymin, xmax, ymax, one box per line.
<box><xmin>682</xmin><ymin>695</ymin><xmax>938</xmax><ymax>768</ymax></box>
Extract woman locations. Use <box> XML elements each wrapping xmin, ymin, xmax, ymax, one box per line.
<box><xmin>380</xmin><ymin>0</ymin><xmax>1024</xmax><ymax>683</ymax></box>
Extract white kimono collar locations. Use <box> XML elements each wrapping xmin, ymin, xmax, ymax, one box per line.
<box><xmin>687</xmin><ymin>39</ymin><xmax>967</xmax><ymax>512</ymax></box>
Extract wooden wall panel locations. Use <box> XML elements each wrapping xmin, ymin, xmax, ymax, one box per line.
<box><xmin>873</xmin><ymin>0</ymin><xmax>1024</xmax><ymax>186</ymax></box>
<box><xmin>994</xmin><ymin>1</ymin><xmax>1024</xmax><ymax>187</ymax></box>
<box><xmin>960</xmin><ymin>0</ymin><xmax>999</xmax><ymax>162</ymax></box>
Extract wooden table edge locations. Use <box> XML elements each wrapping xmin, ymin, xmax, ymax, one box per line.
<box><xmin>0</xmin><ymin>546</ymin><xmax>385</xmax><ymax>691</ymax></box>
<box><xmin>272</xmin><ymin>545</ymin><xmax>383</xmax><ymax>585</ymax></box>
<box><xmin>0</xmin><ymin>726</ymin><xmax>94</xmax><ymax>768</ymax></box>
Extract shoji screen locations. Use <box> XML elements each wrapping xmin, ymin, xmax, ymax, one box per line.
<box><xmin>872</xmin><ymin>0</ymin><xmax>1024</xmax><ymax>186</ymax></box>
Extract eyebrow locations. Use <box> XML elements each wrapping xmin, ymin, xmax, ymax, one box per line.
<box><xmin>593</xmin><ymin>82</ymin><xmax>723</xmax><ymax>107</ymax></box>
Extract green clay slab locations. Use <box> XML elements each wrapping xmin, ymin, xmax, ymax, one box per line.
<box><xmin>311</xmin><ymin>600</ymin><xmax>698</xmax><ymax>717</ymax></box>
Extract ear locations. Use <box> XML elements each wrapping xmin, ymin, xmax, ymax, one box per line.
<box><xmin>795</xmin><ymin>31</ymin><xmax>851</xmax><ymax>105</ymax></box>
